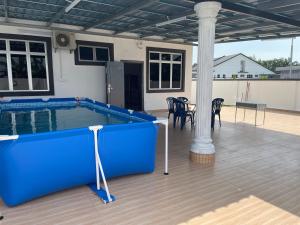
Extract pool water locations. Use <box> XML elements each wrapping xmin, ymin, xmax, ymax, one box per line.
<box><xmin>0</xmin><ymin>105</ymin><xmax>142</xmax><ymax>135</ymax></box>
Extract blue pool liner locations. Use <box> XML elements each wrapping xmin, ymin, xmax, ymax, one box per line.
<box><xmin>0</xmin><ymin>98</ymin><xmax>158</xmax><ymax>206</ymax></box>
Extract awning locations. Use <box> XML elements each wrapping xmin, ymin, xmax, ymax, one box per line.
<box><xmin>1</xmin><ymin>0</ymin><xmax>300</xmax><ymax>44</ymax></box>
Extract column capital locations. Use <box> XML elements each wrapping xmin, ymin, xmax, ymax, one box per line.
<box><xmin>194</xmin><ymin>1</ymin><xmax>222</xmax><ymax>19</ymax></box>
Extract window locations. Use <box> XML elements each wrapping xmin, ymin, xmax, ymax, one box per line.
<box><xmin>0</xmin><ymin>34</ymin><xmax>54</xmax><ymax>97</ymax></box>
<box><xmin>79</xmin><ymin>46</ymin><xmax>93</xmax><ymax>61</ymax></box>
<box><xmin>255</xmin><ymin>74</ymin><xmax>259</xmax><ymax>78</ymax></box>
<box><xmin>0</xmin><ymin>54</ymin><xmax>8</xmax><ymax>90</ymax></box>
<box><xmin>75</xmin><ymin>40</ymin><xmax>114</xmax><ymax>66</ymax></box>
<box><xmin>223</xmin><ymin>74</ymin><xmax>226</xmax><ymax>79</ymax></box>
<box><xmin>147</xmin><ymin>47</ymin><xmax>185</xmax><ymax>92</ymax></box>
<box><xmin>217</xmin><ymin>74</ymin><xmax>220</xmax><ymax>78</ymax></box>
<box><xmin>11</xmin><ymin>54</ymin><xmax>29</xmax><ymax>90</ymax></box>
<box><xmin>240</xmin><ymin>60</ymin><xmax>246</xmax><ymax>72</ymax></box>
<box><xmin>240</xmin><ymin>74</ymin><xmax>245</xmax><ymax>78</ymax></box>
<box><xmin>247</xmin><ymin>74</ymin><xmax>253</xmax><ymax>78</ymax></box>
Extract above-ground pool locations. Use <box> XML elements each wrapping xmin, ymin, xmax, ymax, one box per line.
<box><xmin>0</xmin><ymin>98</ymin><xmax>159</xmax><ymax>206</ymax></box>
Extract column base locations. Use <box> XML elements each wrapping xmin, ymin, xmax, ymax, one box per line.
<box><xmin>190</xmin><ymin>151</ymin><xmax>215</xmax><ymax>165</ymax></box>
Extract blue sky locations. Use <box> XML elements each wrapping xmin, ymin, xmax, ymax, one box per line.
<box><xmin>192</xmin><ymin>37</ymin><xmax>300</xmax><ymax>63</ymax></box>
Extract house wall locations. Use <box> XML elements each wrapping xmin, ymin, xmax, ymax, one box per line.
<box><xmin>0</xmin><ymin>25</ymin><xmax>193</xmax><ymax>111</ymax></box>
<box><xmin>278</xmin><ymin>70</ymin><xmax>300</xmax><ymax>79</ymax></box>
<box><xmin>213</xmin><ymin>54</ymin><xmax>274</xmax><ymax>79</ymax></box>
<box><xmin>191</xmin><ymin>80</ymin><xmax>300</xmax><ymax>111</ymax></box>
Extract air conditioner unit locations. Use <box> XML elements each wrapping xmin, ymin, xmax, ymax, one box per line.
<box><xmin>53</xmin><ymin>31</ymin><xmax>76</xmax><ymax>53</ymax></box>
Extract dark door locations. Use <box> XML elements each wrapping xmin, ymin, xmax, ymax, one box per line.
<box><xmin>106</xmin><ymin>61</ymin><xmax>125</xmax><ymax>108</ymax></box>
<box><xmin>124</xmin><ymin>62</ymin><xmax>143</xmax><ymax>111</ymax></box>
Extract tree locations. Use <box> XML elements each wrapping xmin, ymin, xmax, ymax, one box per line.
<box><xmin>251</xmin><ymin>57</ymin><xmax>299</xmax><ymax>72</ymax></box>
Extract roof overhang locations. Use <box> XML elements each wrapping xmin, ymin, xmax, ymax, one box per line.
<box><xmin>1</xmin><ymin>0</ymin><xmax>300</xmax><ymax>44</ymax></box>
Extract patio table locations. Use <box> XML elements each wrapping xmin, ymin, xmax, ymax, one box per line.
<box><xmin>235</xmin><ymin>101</ymin><xmax>267</xmax><ymax>126</ymax></box>
<box><xmin>186</xmin><ymin>101</ymin><xmax>196</xmax><ymax>112</ymax></box>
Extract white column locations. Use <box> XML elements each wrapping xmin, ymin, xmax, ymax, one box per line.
<box><xmin>191</xmin><ymin>2</ymin><xmax>221</xmax><ymax>161</ymax></box>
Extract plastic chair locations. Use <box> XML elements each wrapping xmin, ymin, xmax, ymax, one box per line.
<box><xmin>178</xmin><ymin>96</ymin><xmax>196</xmax><ymax>119</ymax></box>
<box><xmin>166</xmin><ymin>97</ymin><xmax>176</xmax><ymax>119</ymax></box>
<box><xmin>173</xmin><ymin>98</ymin><xmax>194</xmax><ymax>129</ymax></box>
<box><xmin>211</xmin><ymin>110</ymin><xmax>215</xmax><ymax>130</ymax></box>
<box><xmin>212</xmin><ymin>98</ymin><xmax>224</xmax><ymax>128</ymax></box>
<box><xmin>177</xmin><ymin>97</ymin><xmax>188</xmax><ymax>103</ymax></box>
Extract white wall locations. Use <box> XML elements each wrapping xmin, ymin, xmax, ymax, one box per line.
<box><xmin>191</xmin><ymin>80</ymin><xmax>300</xmax><ymax>111</ymax></box>
<box><xmin>53</xmin><ymin>49</ymin><xmax>107</xmax><ymax>101</ymax></box>
<box><xmin>214</xmin><ymin>54</ymin><xmax>274</xmax><ymax>79</ymax></box>
<box><xmin>0</xmin><ymin>25</ymin><xmax>193</xmax><ymax>111</ymax></box>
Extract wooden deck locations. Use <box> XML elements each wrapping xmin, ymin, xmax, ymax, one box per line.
<box><xmin>1</xmin><ymin>107</ymin><xmax>300</xmax><ymax>225</ymax></box>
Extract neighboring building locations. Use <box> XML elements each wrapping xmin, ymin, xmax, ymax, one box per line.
<box><xmin>276</xmin><ymin>66</ymin><xmax>300</xmax><ymax>79</ymax></box>
<box><xmin>192</xmin><ymin>53</ymin><xmax>275</xmax><ymax>79</ymax></box>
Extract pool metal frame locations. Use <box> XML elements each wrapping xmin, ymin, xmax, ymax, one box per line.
<box><xmin>90</xmin><ymin>125</ymin><xmax>113</xmax><ymax>203</ymax></box>
<box><xmin>0</xmin><ymin>97</ymin><xmax>169</xmax><ymax>206</ymax></box>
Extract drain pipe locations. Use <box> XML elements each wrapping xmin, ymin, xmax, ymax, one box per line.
<box><xmin>153</xmin><ymin>118</ymin><xmax>169</xmax><ymax>175</ymax></box>
<box><xmin>89</xmin><ymin>125</ymin><xmax>112</xmax><ymax>203</ymax></box>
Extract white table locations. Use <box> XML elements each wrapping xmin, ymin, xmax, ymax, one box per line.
<box><xmin>235</xmin><ymin>101</ymin><xmax>267</xmax><ymax>126</ymax></box>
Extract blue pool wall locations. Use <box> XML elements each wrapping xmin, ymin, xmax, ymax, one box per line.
<box><xmin>0</xmin><ymin>98</ymin><xmax>158</xmax><ymax>207</ymax></box>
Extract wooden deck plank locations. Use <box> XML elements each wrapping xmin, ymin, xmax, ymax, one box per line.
<box><xmin>1</xmin><ymin>107</ymin><xmax>300</xmax><ymax>225</ymax></box>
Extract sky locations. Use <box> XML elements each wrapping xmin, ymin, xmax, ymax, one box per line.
<box><xmin>192</xmin><ymin>37</ymin><xmax>300</xmax><ymax>64</ymax></box>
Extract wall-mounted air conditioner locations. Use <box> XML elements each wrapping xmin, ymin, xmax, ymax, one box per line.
<box><xmin>53</xmin><ymin>31</ymin><xmax>76</xmax><ymax>53</ymax></box>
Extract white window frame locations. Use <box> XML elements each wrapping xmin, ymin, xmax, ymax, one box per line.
<box><xmin>148</xmin><ymin>51</ymin><xmax>183</xmax><ymax>90</ymax></box>
<box><xmin>0</xmin><ymin>38</ymin><xmax>50</xmax><ymax>92</ymax></box>
<box><xmin>78</xmin><ymin>45</ymin><xmax>110</xmax><ymax>63</ymax></box>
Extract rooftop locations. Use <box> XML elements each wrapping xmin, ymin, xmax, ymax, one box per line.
<box><xmin>276</xmin><ymin>65</ymin><xmax>300</xmax><ymax>71</ymax></box>
<box><xmin>192</xmin><ymin>54</ymin><xmax>240</xmax><ymax>71</ymax></box>
<box><xmin>213</xmin><ymin>53</ymin><xmax>245</xmax><ymax>66</ymax></box>
<box><xmin>1</xmin><ymin>107</ymin><xmax>300</xmax><ymax>224</ymax></box>
<box><xmin>193</xmin><ymin>53</ymin><xmax>274</xmax><ymax>68</ymax></box>
<box><xmin>1</xmin><ymin>0</ymin><xmax>300</xmax><ymax>44</ymax></box>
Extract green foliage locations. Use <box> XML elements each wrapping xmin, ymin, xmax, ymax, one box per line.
<box><xmin>259</xmin><ymin>75</ymin><xmax>268</xmax><ymax>80</ymax></box>
<box><xmin>250</xmin><ymin>57</ymin><xmax>300</xmax><ymax>72</ymax></box>
<box><xmin>231</xmin><ymin>74</ymin><xmax>238</xmax><ymax>79</ymax></box>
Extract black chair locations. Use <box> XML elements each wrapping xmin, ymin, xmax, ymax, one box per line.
<box><xmin>177</xmin><ymin>97</ymin><xmax>189</xmax><ymax>103</ymax></box>
<box><xmin>211</xmin><ymin>110</ymin><xmax>215</xmax><ymax>130</ymax></box>
<box><xmin>166</xmin><ymin>97</ymin><xmax>176</xmax><ymax>119</ymax></box>
<box><xmin>178</xmin><ymin>97</ymin><xmax>196</xmax><ymax>121</ymax></box>
<box><xmin>212</xmin><ymin>98</ymin><xmax>224</xmax><ymax>129</ymax></box>
<box><xmin>173</xmin><ymin>98</ymin><xmax>194</xmax><ymax>129</ymax></box>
